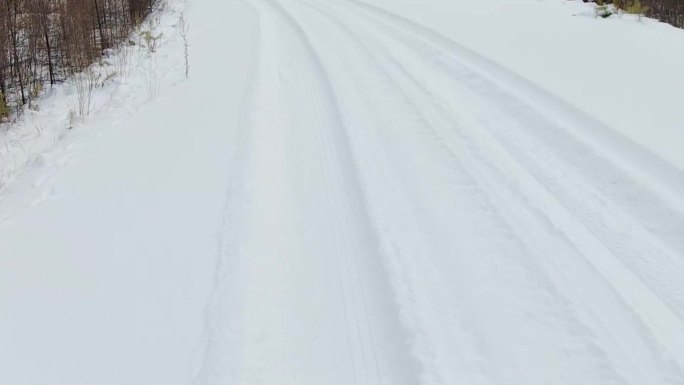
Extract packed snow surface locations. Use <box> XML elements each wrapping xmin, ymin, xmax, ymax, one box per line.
<box><xmin>2</xmin><ymin>0</ymin><xmax>684</xmax><ymax>384</ymax></box>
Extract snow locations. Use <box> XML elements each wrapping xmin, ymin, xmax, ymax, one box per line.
<box><xmin>2</xmin><ymin>0</ymin><xmax>684</xmax><ymax>384</ymax></box>
<box><xmin>360</xmin><ymin>0</ymin><xmax>684</xmax><ymax>171</ymax></box>
<box><xmin>0</xmin><ymin>0</ymin><xmax>257</xmax><ymax>383</ymax></box>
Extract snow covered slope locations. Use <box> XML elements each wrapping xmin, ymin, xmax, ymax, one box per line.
<box><xmin>2</xmin><ymin>0</ymin><xmax>684</xmax><ymax>384</ymax></box>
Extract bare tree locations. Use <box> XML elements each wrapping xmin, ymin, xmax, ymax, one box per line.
<box><xmin>0</xmin><ymin>0</ymin><xmax>158</xmax><ymax>120</ymax></box>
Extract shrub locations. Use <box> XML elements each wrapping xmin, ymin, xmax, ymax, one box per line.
<box><xmin>0</xmin><ymin>94</ymin><xmax>9</xmax><ymax>120</ymax></box>
<box><xmin>625</xmin><ymin>0</ymin><xmax>650</xmax><ymax>20</ymax></box>
<box><xmin>596</xmin><ymin>4</ymin><xmax>614</xmax><ymax>17</ymax></box>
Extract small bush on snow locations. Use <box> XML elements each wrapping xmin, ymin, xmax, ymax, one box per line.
<box><xmin>595</xmin><ymin>4</ymin><xmax>614</xmax><ymax>18</ymax></box>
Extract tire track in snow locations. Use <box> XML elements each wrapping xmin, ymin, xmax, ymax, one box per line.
<box><xmin>336</xmin><ymin>0</ymin><xmax>684</xmax><ymax>216</ymax></box>
<box><xmin>279</xmin><ymin>3</ymin><xmax>500</xmax><ymax>383</ymax></box>
<box><xmin>327</xmin><ymin>0</ymin><xmax>684</xmax><ymax>321</ymax></box>
<box><xmin>195</xmin><ymin>0</ymin><xmax>421</xmax><ymax>383</ymax></box>
<box><xmin>192</xmin><ymin>3</ymin><xmax>263</xmax><ymax>382</ymax></box>
<box><xmin>281</xmin><ymin>0</ymin><xmax>684</xmax><ymax>383</ymax></box>
<box><xmin>317</xmin><ymin>0</ymin><xmax>684</xmax><ymax>374</ymax></box>
<box><xmin>280</xmin><ymin>2</ymin><xmax>624</xmax><ymax>383</ymax></box>
<box><xmin>194</xmin><ymin>0</ymin><xmax>684</xmax><ymax>382</ymax></box>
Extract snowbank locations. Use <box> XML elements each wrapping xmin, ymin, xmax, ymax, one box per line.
<box><xmin>0</xmin><ymin>0</ymin><xmax>258</xmax><ymax>383</ymax></box>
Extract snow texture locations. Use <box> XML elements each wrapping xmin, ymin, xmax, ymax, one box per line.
<box><xmin>2</xmin><ymin>0</ymin><xmax>684</xmax><ymax>384</ymax></box>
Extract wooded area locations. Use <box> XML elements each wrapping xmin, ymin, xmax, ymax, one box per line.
<box><xmin>641</xmin><ymin>0</ymin><xmax>684</xmax><ymax>27</ymax></box>
<box><xmin>0</xmin><ymin>0</ymin><xmax>155</xmax><ymax>119</ymax></box>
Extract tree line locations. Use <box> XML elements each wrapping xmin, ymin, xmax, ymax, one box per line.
<box><xmin>0</xmin><ymin>0</ymin><xmax>155</xmax><ymax>119</ymax></box>
<box><xmin>641</xmin><ymin>0</ymin><xmax>684</xmax><ymax>27</ymax></box>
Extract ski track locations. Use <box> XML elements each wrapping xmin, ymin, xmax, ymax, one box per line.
<box><xmin>194</xmin><ymin>0</ymin><xmax>684</xmax><ymax>384</ymax></box>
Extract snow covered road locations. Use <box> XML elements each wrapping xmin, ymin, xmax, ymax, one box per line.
<box><xmin>3</xmin><ymin>0</ymin><xmax>684</xmax><ymax>384</ymax></box>
<box><xmin>193</xmin><ymin>0</ymin><xmax>684</xmax><ymax>383</ymax></box>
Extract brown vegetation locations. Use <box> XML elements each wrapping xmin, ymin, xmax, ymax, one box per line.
<box><xmin>0</xmin><ymin>0</ymin><xmax>155</xmax><ymax>119</ymax></box>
